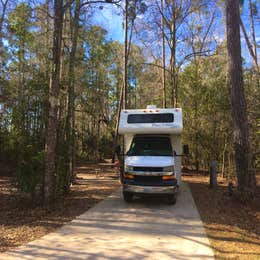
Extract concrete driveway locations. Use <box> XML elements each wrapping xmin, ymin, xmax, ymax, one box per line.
<box><xmin>0</xmin><ymin>183</ymin><xmax>214</xmax><ymax>260</ymax></box>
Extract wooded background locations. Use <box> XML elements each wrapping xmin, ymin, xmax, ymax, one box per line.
<box><xmin>0</xmin><ymin>0</ymin><xmax>259</xmax><ymax>203</ymax></box>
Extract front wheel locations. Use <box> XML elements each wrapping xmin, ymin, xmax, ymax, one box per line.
<box><xmin>123</xmin><ymin>191</ymin><xmax>133</xmax><ymax>202</ymax></box>
<box><xmin>167</xmin><ymin>194</ymin><xmax>177</xmax><ymax>205</ymax></box>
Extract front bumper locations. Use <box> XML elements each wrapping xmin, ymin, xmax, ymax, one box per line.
<box><xmin>123</xmin><ymin>184</ymin><xmax>178</xmax><ymax>194</ymax></box>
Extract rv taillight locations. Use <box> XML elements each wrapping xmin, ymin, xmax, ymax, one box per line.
<box><xmin>143</xmin><ymin>110</ymin><xmax>146</xmax><ymax>112</ymax></box>
<box><xmin>155</xmin><ymin>109</ymin><xmax>159</xmax><ymax>112</ymax></box>
<box><xmin>149</xmin><ymin>110</ymin><xmax>153</xmax><ymax>112</ymax></box>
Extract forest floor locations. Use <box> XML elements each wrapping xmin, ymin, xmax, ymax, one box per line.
<box><xmin>0</xmin><ymin>164</ymin><xmax>120</xmax><ymax>253</ymax></box>
<box><xmin>182</xmin><ymin>172</ymin><xmax>260</xmax><ymax>260</ymax></box>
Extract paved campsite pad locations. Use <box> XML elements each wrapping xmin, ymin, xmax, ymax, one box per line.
<box><xmin>1</xmin><ymin>183</ymin><xmax>214</xmax><ymax>260</ymax></box>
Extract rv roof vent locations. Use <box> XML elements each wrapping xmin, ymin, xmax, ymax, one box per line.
<box><xmin>146</xmin><ymin>105</ymin><xmax>156</xmax><ymax>110</ymax></box>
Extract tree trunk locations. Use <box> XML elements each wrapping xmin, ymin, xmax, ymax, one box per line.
<box><xmin>123</xmin><ymin>0</ymin><xmax>128</xmax><ymax>109</ymax></box>
<box><xmin>226</xmin><ymin>0</ymin><xmax>255</xmax><ymax>195</ymax></box>
<box><xmin>44</xmin><ymin>0</ymin><xmax>64</xmax><ymax>204</ymax></box>
<box><xmin>195</xmin><ymin>122</ymin><xmax>199</xmax><ymax>174</ymax></box>
<box><xmin>45</xmin><ymin>0</ymin><xmax>51</xmax><ymax>80</ymax></box>
<box><xmin>0</xmin><ymin>0</ymin><xmax>8</xmax><ymax>45</ymax></box>
<box><xmin>0</xmin><ymin>0</ymin><xmax>8</xmax><ymax>79</ymax></box>
<box><xmin>66</xmin><ymin>0</ymin><xmax>80</xmax><ymax>185</ymax></box>
<box><xmin>112</xmin><ymin>76</ymin><xmax>124</xmax><ymax>162</ymax></box>
<box><xmin>170</xmin><ymin>0</ymin><xmax>176</xmax><ymax>107</ymax></box>
<box><xmin>161</xmin><ymin>0</ymin><xmax>166</xmax><ymax>108</ymax></box>
<box><xmin>222</xmin><ymin>140</ymin><xmax>227</xmax><ymax>178</ymax></box>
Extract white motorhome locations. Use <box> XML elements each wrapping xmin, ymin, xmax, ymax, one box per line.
<box><xmin>118</xmin><ymin>105</ymin><xmax>187</xmax><ymax>204</ymax></box>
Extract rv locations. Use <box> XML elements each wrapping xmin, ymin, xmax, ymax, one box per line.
<box><xmin>118</xmin><ymin>105</ymin><xmax>187</xmax><ymax>204</ymax></box>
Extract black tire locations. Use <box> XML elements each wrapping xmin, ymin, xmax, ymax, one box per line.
<box><xmin>167</xmin><ymin>194</ymin><xmax>177</xmax><ymax>205</ymax></box>
<box><xmin>123</xmin><ymin>191</ymin><xmax>133</xmax><ymax>202</ymax></box>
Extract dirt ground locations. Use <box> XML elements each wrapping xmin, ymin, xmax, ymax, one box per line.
<box><xmin>0</xmin><ymin>164</ymin><xmax>120</xmax><ymax>253</ymax></box>
<box><xmin>182</xmin><ymin>173</ymin><xmax>260</xmax><ymax>260</ymax></box>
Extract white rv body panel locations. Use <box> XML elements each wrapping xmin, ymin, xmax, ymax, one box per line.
<box><xmin>118</xmin><ymin>108</ymin><xmax>183</xmax><ymax>134</ymax></box>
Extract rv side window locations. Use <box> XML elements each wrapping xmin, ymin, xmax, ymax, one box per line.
<box><xmin>127</xmin><ymin>113</ymin><xmax>174</xmax><ymax>124</ymax></box>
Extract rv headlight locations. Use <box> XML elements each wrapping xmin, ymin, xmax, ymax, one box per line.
<box><xmin>163</xmin><ymin>165</ymin><xmax>174</xmax><ymax>172</ymax></box>
<box><xmin>125</xmin><ymin>165</ymin><xmax>134</xmax><ymax>172</ymax></box>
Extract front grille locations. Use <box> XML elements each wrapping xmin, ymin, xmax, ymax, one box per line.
<box><xmin>134</xmin><ymin>175</ymin><xmax>162</xmax><ymax>183</ymax></box>
<box><xmin>133</xmin><ymin>167</ymin><xmax>163</xmax><ymax>172</ymax></box>
<box><xmin>123</xmin><ymin>174</ymin><xmax>177</xmax><ymax>186</ymax></box>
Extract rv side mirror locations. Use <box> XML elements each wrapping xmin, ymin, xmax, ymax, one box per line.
<box><xmin>183</xmin><ymin>144</ymin><xmax>189</xmax><ymax>156</ymax></box>
<box><xmin>115</xmin><ymin>144</ymin><xmax>121</xmax><ymax>155</ymax></box>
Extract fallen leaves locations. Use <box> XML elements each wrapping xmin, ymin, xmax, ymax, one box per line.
<box><xmin>0</xmin><ymin>164</ymin><xmax>120</xmax><ymax>252</ymax></box>
<box><xmin>183</xmin><ymin>173</ymin><xmax>260</xmax><ymax>260</ymax></box>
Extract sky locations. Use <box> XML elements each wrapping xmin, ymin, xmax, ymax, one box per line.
<box><xmin>92</xmin><ymin>5</ymin><xmax>124</xmax><ymax>43</ymax></box>
<box><xmin>91</xmin><ymin>1</ymin><xmax>260</xmax><ymax>67</ymax></box>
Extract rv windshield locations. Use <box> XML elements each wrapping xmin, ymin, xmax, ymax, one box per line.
<box><xmin>127</xmin><ymin>136</ymin><xmax>173</xmax><ymax>156</ymax></box>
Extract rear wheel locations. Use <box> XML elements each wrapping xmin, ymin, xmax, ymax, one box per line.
<box><xmin>167</xmin><ymin>194</ymin><xmax>177</xmax><ymax>205</ymax></box>
<box><xmin>123</xmin><ymin>191</ymin><xmax>133</xmax><ymax>202</ymax></box>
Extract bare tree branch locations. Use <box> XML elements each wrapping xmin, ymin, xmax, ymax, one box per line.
<box><xmin>240</xmin><ymin>17</ymin><xmax>259</xmax><ymax>70</ymax></box>
<box><xmin>80</xmin><ymin>0</ymin><xmax>121</xmax><ymax>8</ymax></box>
<box><xmin>239</xmin><ymin>19</ymin><xmax>259</xmax><ymax>70</ymax></box>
